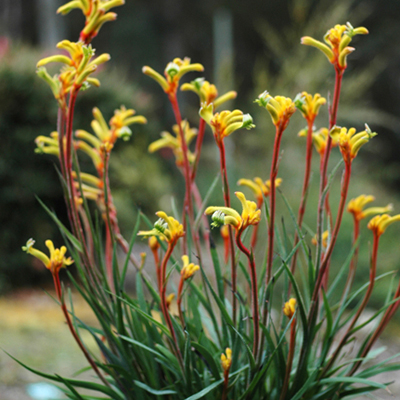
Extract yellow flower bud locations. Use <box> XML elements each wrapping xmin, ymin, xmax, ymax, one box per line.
<box><xmin>283</xmin><ymin>298</ymin><xmax>297</xmax><ymax>319</ymax></box>
<box><xmin>221</xmin><ymin>348</ymin><xmax>232</xmax><ymax>372</ymax></box>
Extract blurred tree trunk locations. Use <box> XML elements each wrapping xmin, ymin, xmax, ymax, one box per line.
<box><xmin>35</xmin><ymin>0</ymin><xmax>65</xmax><ymax>48</ymax></box>
<box><xmin>0</xmin><ymin>0</ymin><xmax>22</xmax><ymax>39</ymax></box>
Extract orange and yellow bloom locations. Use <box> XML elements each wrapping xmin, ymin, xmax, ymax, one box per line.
<box><xmin>138</xmin><ymin>212</ymin><xmax>184</xmax><ymax>244</ymax></box>
<box><xmin>22</xmin><ymin>239</ymin><xmax>74</xmax><ymax>275</ymax></box>
<box><xmin>205</xmin><ymin>192</ymin><xmax>261</xmax><ymax>231</ymax></box>
<box><xmin>348</xmin><ymin>195</ymin><xmax>393</xmax><ymax>221</ymax></box>
<box><xmin>301</xmin><ymin>23</ymin><xmax>368</xmax><ymax>70</ymax></box>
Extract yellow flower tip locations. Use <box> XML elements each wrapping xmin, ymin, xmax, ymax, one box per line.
<box><xmin>181</xmin><ymin>255</ymin><xmax>200</xmax><ymax>280</ymax></box>
<box><xmin>155</xmin><ymin>211</ymin><xmax>185</xmax><ymax>242</ymax></box>
<box><xmin>368</xmin><ymin>214</ymin><xmax>400</xmax><ymax>237</ymax></box>
<box><xmin>311</xmin><ymin>231</ymin><xmax>329</xmax><ymax>248</ymax></box>
<box><xmin>283</xmin><ymin>298</ymin><xmax>297</xmax><ymax>318</ymax></box>
<box><xmin>23</xmin><ymin>239</ymin><xmax>73</xmax><ymax>274</ymax></box>
<box><xmin>220</xmin><ymin>225</ymin><xmax>230</xmax><ymax>239</ymax></box>
<box><xmin>142</xmin><ymin>65</ymin><xmax>168</xmax><ymax>91</ymax></box>
<box><xmin>295</xmin><ymin>92</ymin><xmax>326</xmax><ymax>120</ymax></box>
<box><xmin>221</xmin><ymin>348</ymin><xmax>232</xmax><ymax>372</ymax></box>
<box><xmin>166</xmin><ymin>293</ymin><xmax>175</xmax><ymax>308</ymax></box>
<box><xmin>257</xmin><ymin>92</ymin><xmax>296</xmax><ymax>127</ymax></box>
<box><xmin>333</xmin><ymin>126</ymin><xmax>376</xmax><ymax>163</ymax></box>
<box><xmin>148</xmin><ymin>236</ymin><xmax>160</xmax><ymax>251</ymax></box>
<box><xmin>235</xmin><ymin>191</ymin><xmax>261</xmax><ymax>228</ymax></box>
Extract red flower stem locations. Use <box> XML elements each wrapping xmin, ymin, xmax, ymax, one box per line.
<box><xmin>289</xmin><ymin>117</ymin><xmax>315</xmax><ymax>284</ymax></box>
<box><xmin>52</xmin><ymin>272</ymin><xmax>110</xmax><ymax>387</ymax></box>
<box><xmin>355</xmin><ymin>282</ymin><xmax>400</xmax><ymax>373</ymax></box>
<box><xmin>191</xmin><ymin>117</ymin><xmax>206</xmax><ymax>182</ymax></box>
<box><xmin>236</xmin><ymin>231</ymin><xmax>260</xmax><ymax>357</ymax></box>
<box><xmin>160</xmin><ymin>242</ymin><xmax>183</xmax><ymax>365</ymax></box>
<box><xmin>221</xmin><ymin>370</ymin><xmax>230</xmax><ymax>400</ymax></box>
<box><xmin>266</xmin><ymin>124</ymin><xmax>284</xmax><ymax>286</ymax></box>
<box><xmin>339</xmin><ymin>218</ymin><xmax>360</xmax><ymax>307</ymax></box>
<box><xmin>57</xmin><ymin>108</ymin><xmax>67</xmax><ymax>180</ymax></box>
<box><xmin>324</xmin><ymin>233</ymin><xmax>380</xmax><ymax>376</ymax></box>
<box><xmin>313</xmin><ymin>162</ymin><xmax>352</xmax><ymax>303</ymax></box>
<box><xmin>103</xmin><ymin>150</ymin><xmax>115</xmax><ymax>288</ymax></box>
<box><xmin>217</xmin><ymin>139</ymin><xmax>237</xmax><ymax>325</ymax></box>
<box><xmin>177</xmin><ymin>277</ymin><xmax>185</xmax><ymax>328</ymax></box>
<box><xmin>280</xmin><ymin>318</ymin><xmax>297</xmax><ymax>400</ymax></box>
<box><xmin>169</xmin><ymin>95</ymin><xmax>194</xmax><ymax>254</ymax></box>
<box><xmin>316</xmin><ymin>69</ymin><xmax>343</xmax><ymax>270</ymax></box>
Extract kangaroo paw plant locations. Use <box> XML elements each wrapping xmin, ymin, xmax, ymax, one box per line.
<box><xmin>18</xmin><ymin>3</ymin><xmax>400</xmax><ymax>399</ymax></box>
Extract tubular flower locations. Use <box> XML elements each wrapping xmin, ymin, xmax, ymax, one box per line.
<box><xmin>57</xmin><ymin>0</ymin><xmax>125</xmax><ymax>44</ymax></box>
<box><xmin>294</xmin><ymin>92</ymin><xmax>326</xmax><ymax>121</ymax></box>
<box><xmin>75</xmin><ymin>106</ymin><xmax>146</xmax><ymax>168</ymax></box>
<box><xmin>37</xmin><ymin>40</ymin><xmax>110</xmax><ymax>100</ymax></box>
<box><xmin>35</xmin><ymin>131</ymin><xmax>61</xmax><ymax>156</ymax></box>
<box><xmin>299</xmin><ymin>127</ymin><xmax>339</xmax><ymax>156</ymax></box>
<box><xmin>312</xmin><ymin>230</ymin><xmax>329</xmax><ymax>249</ymax></box>
<box><xmin>330</xmin><ymin>124</ymin><xmax>377</xmax><ymax>164</ymax></box>
<box><xmin>221</xmin><ymin>348</ymin><xmax>232</xmax><ymax>372</ymax></box>
<box><xmin>238</xmin><ymin>177</ymin><xmax>282</xmax><ymax>202</ymax></box>
<box><xmin>148</xmin><ymin>236</ymin><xmax>160</xmax><ymax>251</ymax></box>
<box><xmin>138</xmin><ymin>211</ymin><xmax>184</xmax><ymax>244</ymax></box>
<box><xmin>283</xmin><ymin>298</ymin><xmax>297</xmax><ymax>318</ymax></box>
<box><xmin>301</xmin><ymin>22</ymin><xmax>368</xmax><ymax>70</ymax></box>
<box><xmin>255</xmin><ymin>91</ymin><xmax>296</xmax><ymax>129</ymax></box>
<box><xmin>181</xmin><ymin>255</ymin><xmax>200</xmax><ymax>280</ymax></box>
<box><xmin>199</xmin><ymin>103</ymin><xmax>255</xmax><ymax>143</ymax></box>
<box><xmin>148</xmin><ymin>121</ymin><xmax>197</xmax><ymax>166</ymax></box>
<box><xmin>205</xmin><ymin>191</ymin><xmax>261</xmax><ymax>231</ymax></box>
<box><xmin>22</xmin><ymin>239</ymin><xmax>74</xmax><ymax>275</ymax></box>
<box><xmin>181</xmin><ymin>78</ymin><xmax>237</xmax><ymax>109</ymax></box>
<box><xmin>368</xmin><ymin>214</ymin><xmax>400</xmax><ymax>237</ymax></box>
<box><xmin>348</xmin><ymin>195</ymin><xmax>393</xmax><ymax>222</ymax></box>
<box><xmin>72</xmin><ymin>171</ymin><xmax>103</xmax><ymax>202</ymax></box>
<box><xmin>143</xmin><ymin>58</ymin><xmax>204</xmax><ymax>96</ymax></box>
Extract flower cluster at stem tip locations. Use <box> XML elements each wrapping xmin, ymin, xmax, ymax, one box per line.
<box><xmin>57</xmin><ymin>0</ymin><xmax>125</xmax><ymax>44</ymax></box>
<box><xmin>37</xmin><ymin>40</ymin><xmax>110</xmax><ymax>107</ymax></box>
<box><xmin>283</xmin><ymin>298</ymin><xmax>297</xmax><ymax>319</ymax></box>
<box><xmin>347</xmin><ymin>195</ymin><xmax>393</xmax><ymax>221</ymax></box>
<box><xmin>301</xmin><ymin>22</ymin><xmax>368</xmax><ymax>70</ymax></box>
<box><xmin>181</xmin><ymin>77</ymin><xmax>237</xmax><ymax>109</ymax></box>
<box><xmin>143</xmin><ymin>58</ymin><xmax>204</xmax><ymax>96</ymax></box>
<box><xmin>181</xmin><ymin>255</ymin><xmax>200</xmax><ymax>280</ymax></box>
<box><xmin>330</xmin><ymin>124</ymin><xmax>377</xmax><ymax>164</ymax></box>
<box><xmin>255</xmin><ymin>91</ymin><xmax>296</xmax><ymax>129</ymax></box>
<box><xmin>221</xmin><ymin>348</ymin><xmax>232</xmax><ymax>372</ymax></box>
<box><xmin>148</xmin><ymin>121</ymin><xmax>197</xmax><ymax>166</ymax></box>
<box><xmin>22</xmin><ymin>239</ymin><xmax>74</xmax><ymax>275</ymax></box>
<box><xmin>199</xmin><ymin>104</ymin><xmax>255</xmax><ymax>143</ymax></box>
<box><xmin>368</xmin><ymin>214</ymin><xmax>400</xmax><ymax>237</ymax></box>
<box><xmin>298</xmin><ymin>127</ymin><xmax>339</xmax><ymax>156</ymax></box>
<box><xmin>138</xmin><ymin>212</ymin><xmax>184</xmax><ymax>244</ymax></box>
<box><xmin>294</xmin><ymin>92</ymin><xmax>326</xmax><ymax>122</ymax></box>
<box><xmin>205</xmin><ymin>191</ymin><xmax>261</xmax><ymax>232</ymax></box>
<box><xmin>238</xmin><ymin>177</ymin><xmax>282</xmax><ymax>203</ymax></box>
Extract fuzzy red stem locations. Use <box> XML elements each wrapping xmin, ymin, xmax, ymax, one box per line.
<box><xmin>52</xmin><ymin>272</ymin><xmax>110</xmax><ymax>387</ymax></box>
<box><xmin>236</xmin><ymin>232</ymin><xmax>259</xmax><ymax>357</ymax></box>
<box><xmin>280</xmin><ymin>318</ymin><xmax>297</xmax><ymax>400</ymax></box>
<box><xmin>191</xmin><ymin>118</ymin><xmax>206</xmax><ymax>183</ymax></box>
<box><xmin>217</xmin><ymin>139</ymin><xmax>237</xmax><ymax>325</ymax></box>
<box><xmin>290</xmin><ymin>117</ymin><xmax>315</xmax><ymax>281</ymax></box>
<box><xmin>324</xmin><ymin>234</ymin><xmax>380</xmax><ymax>376</ymax></box>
